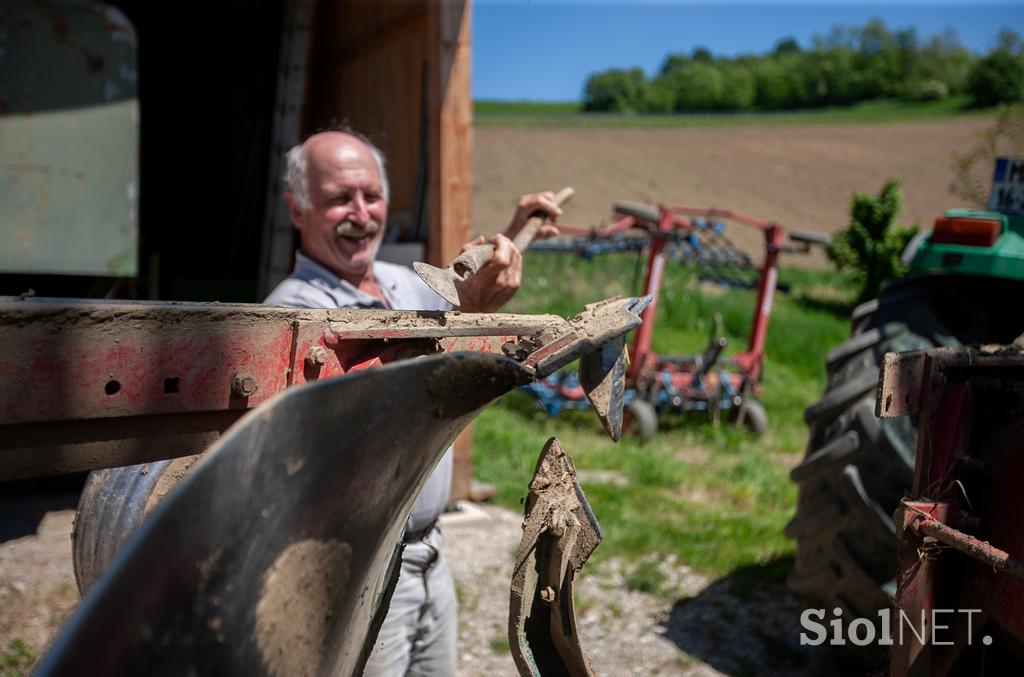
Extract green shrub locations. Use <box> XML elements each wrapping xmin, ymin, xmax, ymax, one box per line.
<box><xmin>827</xmin><ymin>179</ymin><xmax>917</xmax><ymax>302</ymax></box>
<box><xmin>666</xmin><ymin>62</ymin><xmax>724</xmax><ymax>112</ymax></box>
<box><xmin>583</xmin><ymin>68</ymin><xmax>648</xmax><ymax>113</ymax></box>
<box><xmin>968</xmin><ymin>50</ymin><xmax>1024</xmax><ymax>107</ymax></box>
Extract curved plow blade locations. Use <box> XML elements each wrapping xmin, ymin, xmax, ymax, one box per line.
<box><xmin>578</xmin><ymin>336</ymin><xmax>628</xmax><ymax>442</ymax></box>
<box><xmin>509</xmin><ymin>437</ymin><xmax>601</xmax><ymax>677</ymax></box>
<box><xmin>37</xmin><ymin>353</ymin><xmax>532</xmax><ymax>676</ymax></box>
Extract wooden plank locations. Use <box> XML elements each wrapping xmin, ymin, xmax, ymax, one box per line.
<box><xmin>427</xmin><ymin>0</ymin><xmax>472</xmax><ymax>266</ymax></box>
<box><xmin>304</xmin><ymin>1</ymin><xmax>427</xmax><ymax>224</ymax></box>
<box><xmin>426</xmin><ymin>0</ymin><xmax>474</xmax><ymax>499</ymax></box>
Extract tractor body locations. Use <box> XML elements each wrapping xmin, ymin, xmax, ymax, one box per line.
<box><xmin>787</xmin><ymin>156</ymin><xmax>1024</xmax><ymax>670</ymax></box>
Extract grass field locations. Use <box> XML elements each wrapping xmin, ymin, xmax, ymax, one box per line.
<box><xmin>474</xmin><ymin>95</ymin><xmax>990</xmax><ymax>128</ymax></box>
<box><xmin>472</xmin><ymin>252</ymin><xmax>855</xmax><ymax>586</ymax></box>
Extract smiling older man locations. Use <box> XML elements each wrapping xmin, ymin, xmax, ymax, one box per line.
<box><xmin>264</xmin><ymin>128</ymin><xmax>560</xmax><ymax>676</ymax></box>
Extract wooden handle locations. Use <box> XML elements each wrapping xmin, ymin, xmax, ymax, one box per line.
<box><xmin>510</xmin><ymin>186</ymin><xmax>575</xmax><ymax>251</ymax></box>
<box><xmin>446</xmin><ymin>186</ymin><xmax>575</xmax><ymax>282</ymax></box>
<box><xmin>450</xmin><ymin>243</ymin><xmax>497</xmax><ymax>279</ymax></box>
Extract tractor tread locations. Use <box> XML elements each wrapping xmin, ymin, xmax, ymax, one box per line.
<box><xmin>825</xmin><ymin>322</ymin><xmax>908</xmax><ymax>373</ymax></box>
<box><xmin>837</xmin><ymin>465</ymin><xmax>898</xmax><ymax>542</ymax></box>
<box><xmin>803</xmin><ymin>368</ymin><xmax>878</xmax><ymax>425</ymax></box>
<box><xmin>790</xmin><ymin>431</ymin><xmax>859</xmax><ymax>484</ymax></box>
<box><xmin>784</xmin><ymin>502</ymin><xmax>844</xmax><ymax>540</ymax></box>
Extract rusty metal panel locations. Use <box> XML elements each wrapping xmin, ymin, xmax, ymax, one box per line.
<box><xmin>877</xmin><ymin>350</ymin><xmax>928</xmax><ymax>418</ymax></box>
<box><xmin>890</xmin><ymin>341</ymin><xmax>1024</xmax><ymax>674</ymax></box>
<box><xmin>0</xmin><ymin>0</ymin><xmax>138</xmax><ymax>276</ymax></box>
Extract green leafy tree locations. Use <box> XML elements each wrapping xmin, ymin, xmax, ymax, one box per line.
<box><xmin>659</xmin><ymin>53</ymin><xmax>690</xmax><ymax>76</ymax></box>
<box><xmin>968</xmin><ymin>47</ymin><xmax>1024</xmax><ymax>107</ymax></box>
<box><xmin>827</xmin><ymin>180</ymin><xmax>918</xmax><ymax>302</ymax></box>
<box><xmin>578</xmin><ymin>20</ymin><xmax>1012</xmax><ymax>117</ymax></box>
<box><xmin>665</xmin><ymin>62</ymin><xmax>724</xmax><ymax>111</ymax></box>
<box><xmin>582</xmin><ymin>68</ymin><xmax>648</xmax><ymax>112</ymax></box>
<box><xmin>719</xmin><ymin>64</ymin><xmax>757</xmax><ymax>110</ymax></box>
<box><xmin>753</xmin><ymin>55</ymin><xmax>810</xmax><ymax>109</ymax></box>
<box><xmin>691</xmin><ymin>46</ymin><xmax>714</xmax><ymax>63</ymax></box>
<box><xmin>917</xmin><ymin>28</ymin><xmax>975</xmax><ymax>96</ymax></box>
<box><xmin>773</xmin><ymin>37</ymin><xmax>801</xmax><ymax>56</ymax></box>
<box><xmin>640</xmin><ymin>79</ymin><xmax>676</xmax><ymax>113</ymax></box>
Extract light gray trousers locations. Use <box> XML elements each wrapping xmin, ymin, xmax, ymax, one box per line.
<box><xmin>363</xmin><ymin>528</ymin><xmax>457</xmax><ymax>676</ymax></box>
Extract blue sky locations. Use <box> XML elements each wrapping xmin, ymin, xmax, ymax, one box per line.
<box><xmin>473</xmin><ymin>1</ymin><xmax>1024</xmax><ymax>100</ymax></box>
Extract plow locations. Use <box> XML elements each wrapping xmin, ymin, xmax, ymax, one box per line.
<box><xmin>2</xmin><ymin>294</ymin><xmax>647</xmax><ymax>675</ymax></box>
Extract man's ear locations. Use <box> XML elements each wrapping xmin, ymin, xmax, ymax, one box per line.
<box><xmin>284</xmin><ymin>190</ymin><xmax>305</xmax><ymax>230</ymax></box>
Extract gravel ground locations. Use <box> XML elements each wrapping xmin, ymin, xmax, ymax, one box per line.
<box><xmin>0</xmin><ymin>501</ymin><xmax>872</xmax><ymax>676</ymax></box>
<box><xmin>0</xmin><ymin>508</ymin><xmax>78</xmax><ymax>659</ymax></box>
<box><xmin>442</xmin><ymin>502</ymin><xmax>866</xmax><ymax>677</ymax></box>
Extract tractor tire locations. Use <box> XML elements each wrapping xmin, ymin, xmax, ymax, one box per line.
<box><xmin>786</xmin><ymin>275</ymin><xmax>1024</xmax><ymax>653</ymax></box>
<box><xmin>624</xmin><ymin>399</ymin><xmax>658</xmax><ymax>441</ymax></box>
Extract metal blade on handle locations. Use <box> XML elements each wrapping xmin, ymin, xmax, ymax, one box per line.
<box><xmin>412</xmin><ymin>260</ymin><xmax>462</xmax><ymax>306</ymax></box>
<box><xmin>414</xmin><ymin>187</ymin><xmax>575</xmax><ymax>307</ymax></box>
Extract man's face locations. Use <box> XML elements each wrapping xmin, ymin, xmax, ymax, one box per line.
<box><xmin>289</xmin><ymin>133</ymin><xmax>388</xmax><ymax>282</ymax></box>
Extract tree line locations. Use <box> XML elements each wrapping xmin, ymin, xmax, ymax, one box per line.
<box><xmin>583</xmin><ymin>20</ymin><xmax>1024</xmax><ymax>113</ymax></box>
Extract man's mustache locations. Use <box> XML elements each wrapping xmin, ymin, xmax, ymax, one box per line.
<box><xmin>334</xmin><ymin>220</ymin><xmax>382</xmax><ymax>239</ymax></box>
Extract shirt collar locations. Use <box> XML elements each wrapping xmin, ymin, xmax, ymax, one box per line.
<box><xmin>293</xmin><ymin>249</ymin><xmax>398</xmax><ymax>305</ymax></box>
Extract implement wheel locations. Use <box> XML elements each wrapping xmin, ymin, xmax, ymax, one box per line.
<box><xmin>736</xmin><ymin>398</ymin><xmax>767</xmax><ymax>437</ymax></box>
<box><xmin>623</xmin><ymin>399</ymin><xmax>658</xmax><ymax>441</ymax></box>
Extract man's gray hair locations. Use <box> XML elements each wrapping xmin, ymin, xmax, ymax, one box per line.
<box><xmin>283</xmin><ymin>128</ymin><xmax>390</xmax><ymax>209</ymax></box>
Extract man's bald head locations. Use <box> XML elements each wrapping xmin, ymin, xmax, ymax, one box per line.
<box><xmin>284</xmin><ymin>129</ymin><xmax>390</xmax><ymax>209</ymax></box>
<box><xmin>281</xmin><ymin>129</ymin><xmax>391</xmax><ymax>285</ymax></box>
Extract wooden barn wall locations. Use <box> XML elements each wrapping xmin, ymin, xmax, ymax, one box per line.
<box><xmin>428</xmin><ymin>1</ymin><xmax>473</xmax><ymax>268</ymax></box>
<box><xmin>304</xmin><ymin>0</ymin><xmax>471</xmax><ymax>266</ymax></box>
<box><xmin>305</xmin><ymin>1</ymin><xmax>426</xmax><ymax>245</ymax></box>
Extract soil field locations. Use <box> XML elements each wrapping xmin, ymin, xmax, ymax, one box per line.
<box><xmin>472</xmin><ymin>117</ymin><xmax>993</xmax><ymax>267</ymax></box>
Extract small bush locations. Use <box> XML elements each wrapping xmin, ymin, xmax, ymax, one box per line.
<box><xmin>583</xmin><ymin>68</ymin><xmax>648</xmax><ymax>113</ymax></box>
<box><xmin>827</xmin><ymin>179</ymin><xmax>917</xmax><ymax>302</ymax></box>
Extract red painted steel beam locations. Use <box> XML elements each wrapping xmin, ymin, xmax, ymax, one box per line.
<box><xmin>0</xmin><ymin>298</ymin><xmax>556</xmax><ymax>479</ymax></box>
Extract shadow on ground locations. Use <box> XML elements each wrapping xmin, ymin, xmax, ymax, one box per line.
<box><xmin>660</xmin><ymin>556</ymin><xmax>887</xmax><ymax>676</ymax></box>
<box><xmin>0</xmin><ymin>476</ymin><xmax>84</xmax><ymax>543</ymax></box>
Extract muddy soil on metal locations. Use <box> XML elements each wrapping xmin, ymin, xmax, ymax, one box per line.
<box><xmin>473</xmin><ymin>118</ymin><xmax>992</xmax><ymax>267</ymax></box>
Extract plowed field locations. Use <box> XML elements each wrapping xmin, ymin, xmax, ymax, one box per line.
<box><xmin>473</xmin><ymin>117</ymin><xmax>993</xmax><ymax>266</ymax></box>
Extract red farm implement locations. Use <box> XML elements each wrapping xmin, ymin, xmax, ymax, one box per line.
<box><xmin>525</xmin><ymin>200</ymin><xmax>826</xmax><ymax>438</ymax></box>
<box><xmin>877</xmin><ymin>339</ymin><xmax>1024</xmax><ymax>675</ymax></box>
